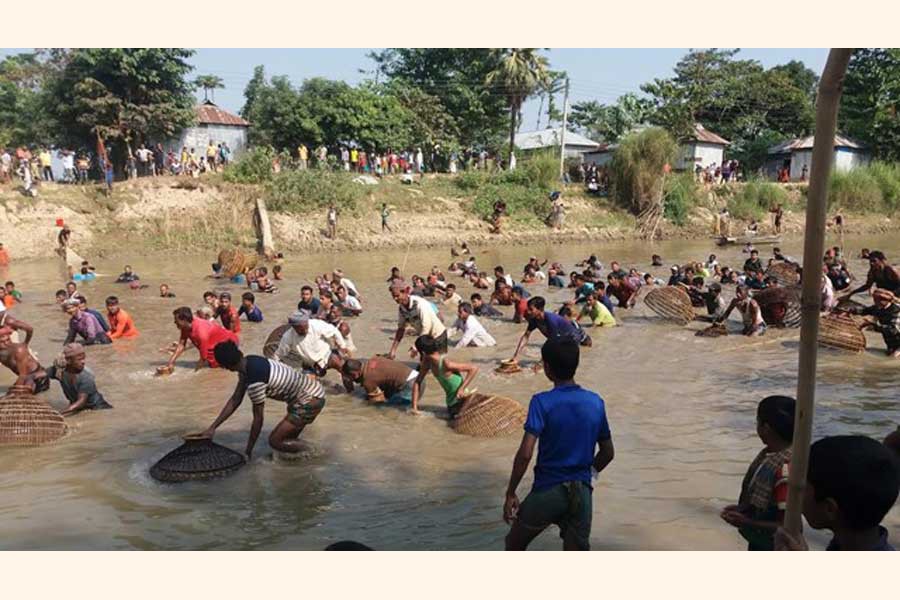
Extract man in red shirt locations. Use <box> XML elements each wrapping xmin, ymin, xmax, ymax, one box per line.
<box><xmin>216</xmin><ymin>291</ymin><xmax>241</xmax><ymax>336</ymax></box>
<box><xmin>158</xmin><ymin>307</ymin><xmax>238</xmax><ymax>374</ymax></box>
<box><xmin>606</xmin><ymin>273</ymin><xmax>638</xmax><ymax>309</ymax></box>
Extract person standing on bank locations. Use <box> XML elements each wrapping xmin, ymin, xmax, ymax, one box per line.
<box><xmin>503</xmin><ymin>338</ymin><xmax>614</xmax><ymax>551</ymax></box>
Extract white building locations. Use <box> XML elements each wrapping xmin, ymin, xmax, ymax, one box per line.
<box><xmin>168</xmin><ymin>101</ymin><xmax>249</xmax><ymax>157</ymax></box>
<box><xmin>675</xmin><ymin>123</ymin><xmax>730</xmax><ymax>171</ymax></box>
<box><xmin>514</xmin><ymin>127</ymin><xmax>600</xmax><ymax>158</ymax></box>
<box><xmin>765</xmin><ymin>134</ymin><xmax>869</xmax><ymax>181</ymax></box>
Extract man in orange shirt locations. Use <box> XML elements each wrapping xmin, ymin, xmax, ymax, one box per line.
<box><xmin>105</xmin><ymin>296</ymin><xmax>139</xmax><ymax>339</ymax></box>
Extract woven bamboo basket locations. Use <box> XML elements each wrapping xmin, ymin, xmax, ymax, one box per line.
<box><xmin>494</xmin><ymin>359</ymin><xmax>522</xmax><ymax>375</ymax></box>
<box><xmin>217</xmin><ymin>248</ymin><xmax>259</xmax><ymax>279</ymax></box>
<box><xmin>0</xmin><ymin>384</ymin><xmax>67</xmax><ymax>446</ymax></box>
<box><xmin>765</xmin><ymin>262</ymin><xmax>801</xmax><ymax>287</ymax></box>
<box><xmin>263</xmin><ymin>324</ymin><xmax>291</xmax><ymax>358</ymax></box>
<box><xmin>451</xmin><ymin>393</ymin><xmax>526</xmax><ymax>438</ymax></box>
<box><xmin>818</xmin><ymin>313</ymin><xmax>866</xmax><ymax>353</ymax></box>
<box><xmin>644</xmin><ymin>286</ymin><xmax>695</xmax><ymax>325</ymax></box>
<box><xmin>150</xmin><ymin>437</ymin><xmax>246</xmax><ymax>483</ymax></box>
<box><xmin>754</xmin><ymin>286</ymin><xmax>801</xmax><ymax>328</ymax></box>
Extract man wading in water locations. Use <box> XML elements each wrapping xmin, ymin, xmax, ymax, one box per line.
<box><xmin>503</xmin><ymin>338</ymin><xmax>614</xmax><ymax>550</ymax></box>
<box><xmin>195</xmin><ymin>341</ymin><xmax>326</xmax><ymax>458</ymax></box>
<box><xmin>0</xmin><ymin>330</ymin><xmax>49</xmax><ymax>392</ymax></box>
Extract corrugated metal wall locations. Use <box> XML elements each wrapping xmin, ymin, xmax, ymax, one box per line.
<box><xmin>166</xmin><ymin>124</ymin><xmax>248</xmax><ymax>158</ymax></box>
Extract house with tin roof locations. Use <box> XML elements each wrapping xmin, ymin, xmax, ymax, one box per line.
<box><xmin>674</xmin><ymin>123</ymin><xmax>730</xmax><ymax>171</ymax></box>
<box><xmin>765</xmin><ymin>134</ymin><xmax>869</xmax><ymax>181</ymax></box>
<box><xmin>514</xmin><ymin>127</ymin><xmax>601</xmax><ymax>158</ymax></box>
<box><xmin>167</xmin><ymin>101</ymin><xmax>249</xmax><ymax>158</ymax></box>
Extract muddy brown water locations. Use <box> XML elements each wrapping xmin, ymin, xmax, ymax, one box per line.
<box><xmin>0</xmin><ymin>233</ymin><xmax>897</xmax><ymax>550</ymax></box>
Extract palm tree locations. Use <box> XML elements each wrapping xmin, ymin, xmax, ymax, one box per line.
<box><xmin>195</xmin><ymin>75</ymin><xmax>225</xmax><ymax>104</ymax></box>
<box><xmin>486</xmin><ymin>49</ymin><xmax>550</xmax><ymax>168</ymax></box>
<box><xmin>543</xmin><ymin>70</ymin><xmax>568</xmax><ymax>127</ymax></box>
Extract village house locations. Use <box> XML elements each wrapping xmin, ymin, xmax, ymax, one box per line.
<box><xmin>167</xmin><ymin>101</ymin><xmax>249</xmax><ymax>158</ymax></box>
<box><xmin>514</xmin><ymin>127</ymin><xmax>600</xmax><ymax>159</ymax></box>
<box><xmin>674</xmin><ymin>123</ymin><xmax>730</xmax><ymax>171</ymax></box>
<box><xmin>765</xmin><ymin>134</ymin><xmax>869</xmax><ymax>181</ymax></box>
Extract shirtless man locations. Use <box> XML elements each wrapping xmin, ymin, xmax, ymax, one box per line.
<box><xmin>0</xmin><ymin>331</ymin><xmax>49</xmax><ymax>392</ymax></box>
<box><xmin>0</xmin><ymin>311</ymin><xmax>34</xmax><ymax>345</ymax></box>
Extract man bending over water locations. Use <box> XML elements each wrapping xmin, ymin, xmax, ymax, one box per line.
<box><xmin>196</xmin><ymin>341</ymin><xmax>326</xmax><ymax>458</ymax></box>
<box><xmin>0</xmin><ymin>331</ymin><xmax>49</xmax><ymax>392</ymax></box>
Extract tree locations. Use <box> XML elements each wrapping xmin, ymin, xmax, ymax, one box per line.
<box><xmin>485</xmin><ymin>48</ymin><xmax>550</xmax><ymax>165</ymax></box>
<box><xmin>839</xmin><ymin>48</ymin><xmax>900</xmax><ymax>161</ymax></box>
<box><xmin>570</xmin><ymin>93</ymin><xmax>654</xmax><ymax>143</ymax></box>
<box><xmin>368</xmin><ymin>48</ymin><xmax>509</xmax><ymax>148</ymax></box>
<box><xmin>195</xmin><ymin>74</ymin><xmax>224</xmax><ymax>103</ymax></box>
<box><xmin>241</xmin><ymin>65</ymin><xmax>267</xmax><ymax>120</ymax></box>
<box><xmin>45</xmin><ymin>48</ymin><xmax>196</xmax><ymax>160</ymax></box>
<box><xmin>0</xmin><ymin>51</ymin><xmax>61</xmax><ymax>147</ymax></box>
<box><xmin>537</xmin><ymin>70</ymin><xmax>567</xmax><ymax>129</ymax></box>
<box><xmin>610</xmin><ymin>127</ymin><xmax>677</xmax><ymax>239</ymax></box>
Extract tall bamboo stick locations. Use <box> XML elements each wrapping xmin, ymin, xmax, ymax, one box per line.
<box><xmin>784</xmin><ymin>48</ymin><xmax>853</xmax><ymax>536</ymax></box>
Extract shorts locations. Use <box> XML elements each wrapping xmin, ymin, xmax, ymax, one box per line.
<box><xmin>386</xmin><ymin>376</ymin><xmax>416</xmax><ymax>405</ymax></box>
<box><xmin>516</xmin><ymin>481</ymin><xmax>593</xmax><ymax>550</ymax></box>
<box><xmin>286</xmin><ymin>394</ymin><xmax>326</xmax><ymax>425</ymax></box>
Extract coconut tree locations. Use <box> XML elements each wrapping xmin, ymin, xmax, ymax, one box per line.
<box><xmin>195</xmin><ymin>75</ymin><xmax>225</xmax><ymax>104</ymax></box>
<box><xmin>486</xmin><ymin>49</ymin><xmax>550</xmax><ymax>167</ymax></box>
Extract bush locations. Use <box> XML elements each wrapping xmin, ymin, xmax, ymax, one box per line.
<box><xmin>663</xmin><ymin>173</ymin><xmax>703</xmax><ymax>226</ymax></box>
<box><xmin>222</xmin><ymin>146</ymin><xmax>276</xmax><ymax>184</ymax></box>
<box><xmin>867</xmin><ymin>161</ymin><xmax>900</xmax><ymax>213</ymax></box>
<box><xmin>264</xmin><ymin>169</ymin><xmax>363</xmax><ymax>214</ymax></box>
<box><xmin>828</xmin><ymin>168</ymin><xmax>884</xmax><ymax>212</ymax></box>
<box><xmin>470</xmin><ymin>183</ymin><xmax>550</xmax><ymax>222</ymax></box>
<box><xmin>726</xmin><ymin>180</ymin><xmax>788</xmax><ymax>220</ymax></box>
<box><xmin>610</xmin><ymin>127</ymin><xmax>677</xmax><ymax>214</ymax></box>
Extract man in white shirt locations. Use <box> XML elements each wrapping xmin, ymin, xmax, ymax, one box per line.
<box><xmin>388</xmin><ymin>283</ymin><xmax>447</xmax><ymax>359</ymax></box>
<box><xmin>336</xmin><ymin>285</ymin><xmax>362</xmax><ymax>316</ymax></box>
<box><xmin>333</xmin><ymin>269</ymin><xmax>360</xmax><ymax>299</ymax></box>
<box><xmin>273</xmin><ymin>312</ymin><xmax>350</xmax><ymax>377</ymax></box>
<box><xmin>452</xmin><ymin>303</ymin><xmax>496</xmax><ymax>348</ymax></box>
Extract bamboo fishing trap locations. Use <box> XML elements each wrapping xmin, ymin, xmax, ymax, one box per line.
<box><xmin>0</xmin><ymin>385</ymin><xmax>67</xmax><ymax>446</ymax></box>
<box><xmin>217</xmin><ymin>248</ymin><xmax>259</xmax><ymax>279</ymax></box>
<box><xmin>818</xmin><ymin>313</ymin><xmax>867</xmax><ymax>353</ymax></box>
<box><xmin>643</xmin><ymin>286</ymin><xmax>695</xmax><ymax>325</ymax></box>
<box><xmin>150</xmin><ymin>436</ymin><xmax>247</xmax><ymax>483</ymax></box>
<box><xmin>451</xmin><ymin>393</ymin><xmax>526</xmax><ymax>438</ymax></box>
<box><xmin>263</xmin><ymin>324</ymin><xmax>290</xmax><ymax>358</ymax></box>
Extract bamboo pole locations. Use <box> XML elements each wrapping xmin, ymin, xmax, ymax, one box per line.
<box><xmin>784</xmin><ymin>48</ymin><xmax>853</xmax><ymax>537</ymax></box>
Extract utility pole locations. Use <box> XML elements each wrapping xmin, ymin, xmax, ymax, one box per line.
<box><xmin>558</xmin><ymin>77</ymin><xmax>570</xmax><ymax>181</ymax></box>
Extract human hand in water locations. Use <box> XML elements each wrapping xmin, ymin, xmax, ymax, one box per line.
<box><xmin>774</xmin><ymin>527</ymin><xmax>808</xmax><ymax>551</ymax></box>
<box><xmin>720</xmin><ymin>508</ymin><xmax>749</xmax><ymax>528</ymax></box>
<box><xmin>503</xmin><ymin>493</ymin><xmax>520</xmax><ymax>524</ymax></box>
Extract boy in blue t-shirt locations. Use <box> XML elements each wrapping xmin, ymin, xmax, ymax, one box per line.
<box><xmin>238</xmin><ymin>292</ymin><xmax>264</xmax><ymax>322</ymax></box>
<box><xmin>503</xmin><ymin>338</ymin><xmax>614</xmax><ymax>550</ymax></box>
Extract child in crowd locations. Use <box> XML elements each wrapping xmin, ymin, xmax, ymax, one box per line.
<box><xmin>55</xmin><ymin>289</ymin><xmax>67</xmax><ymax>304</ymax></box>
<box><xmin>47</xmin><ymin>343</ymin><xmax>112</xmax><ymax>416</ymax></box>
<box><xmin>159</xmin><ymin>284</ymin><xmax>176</xmax><ymax>298</ymax></box>
<box><xmin>721</xmin><ymin>395</ymin><xmax>795</xmax><ymax>550</ymax></box>
<box><xmin>5</xmin><ymin>281</ymin><xmax>21</xmax><ymax>302</ymax></box>
<box><xmin>558</xmin><ymin>304</ymin><xmax>592</xmax><ymax>347</ymax></box>
<box><xmin>273</xmin><ymin>264</ymin><xmax>283</xmax><ymax>280</ymax></box>
<box><xmin>253</xmin><ymin>267</ymin><xmax>276</xmax><ymax>293</ymax></box>
<box><xmin>217</xmin><ymin>292</ymin><xmax>241</xmax><ymax>335</ymax></box>
<box><xmin>238</xmin><ymin>292</ymin><xmax>264</xmax><ymax>322</ymax></box>
<box><xmin>105</xmin><ymin>296</ymin><xmax>139</xmax><ymax>339</ymax></box>
<box><xmin>203</xmin><ymin>291</ymin><xmax>219</xmax><ymax>312</ymax></box>
<box><xmin>775</xmin><ymin>435</ymin><xmax>898</xmax><ymax>551</ymax></box>
<box><xmin>410</xmin><ymin>334</ymin><xmax>479</xmax><ymax>417</ymax></box>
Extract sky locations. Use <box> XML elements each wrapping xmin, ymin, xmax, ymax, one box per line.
<box><xmin>2</xmin><ymin>48</ymin><xmax>830</xmax><ymax>131</ymax></box>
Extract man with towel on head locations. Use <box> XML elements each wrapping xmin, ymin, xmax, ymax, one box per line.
<box><xmin>47</xmin><ymin>343</ymin><xmax>112</xmax><ymax>416</ymax></box>
<box><xmin>272</xmin><ymin>311</ymin><xmax>351</xmax><ymax>378</ymax></box>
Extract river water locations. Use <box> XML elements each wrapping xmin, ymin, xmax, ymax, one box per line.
<box><xmin>0</xmin><ymin>233</ymin><xmax>897</xmax><ymax>550</ymax></box>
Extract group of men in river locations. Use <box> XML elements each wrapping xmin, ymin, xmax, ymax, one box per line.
<box><xmin>0</xmin><ymin>234</ymin><xmax>897</xmax><ymax>551</ymax></box>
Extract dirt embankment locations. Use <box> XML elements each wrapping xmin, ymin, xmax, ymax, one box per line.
<box><xmin>1</xmin><ymin>175</ymin><xmax>897</xmax><ymax>261</ymax></box>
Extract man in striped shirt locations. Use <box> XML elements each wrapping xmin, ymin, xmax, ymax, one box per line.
<box><xmin>196</xmin><ymin>341</ymin><xmax>326</xmax><ymax>458</ymax></box>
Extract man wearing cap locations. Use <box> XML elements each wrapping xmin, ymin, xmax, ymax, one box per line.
<box><xmin>667</xmin><ymin>265</ymin><xmax>685</xmax><ymax>287</ymax></box>
<box><xmin>63</xmin><ymin>299</ymin><xmax>111</xmax><ymax>345</ymax></box>
<box><xmin>273</xmin><ymin>311</ymin><xmax>351</xmax><ymax>377</ymax></box>
<box><xmin>846</xmin><ymin>289</ymin><xmax>900</xmax><ymax>357</ymax></box>
<box><xmin>47</xmin><ymin>343</ymin><xmax>112</xmax><ymax>416</ymax></box>
<box><xmin>388</xmin><ymin>283</ymin><xmax>448</xmax><ymax>359</ymax></box>
<box><xmin>160</xmin><ymin>306</ymin><xmax>238</xmax><ymax>373</ymax></box>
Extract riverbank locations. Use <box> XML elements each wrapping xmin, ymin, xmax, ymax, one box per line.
<box><xmin>1</xmin><ymin>174</ymin><xmax>897</xmax><ymax>261</ymax></box>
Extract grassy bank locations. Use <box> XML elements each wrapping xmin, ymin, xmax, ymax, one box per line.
<box><xmin>1</xmin><ymin>160</ymin><xmax>899</xmax><ymax>260</ymax></box>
